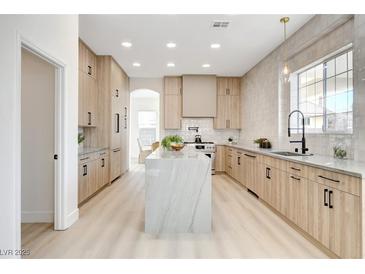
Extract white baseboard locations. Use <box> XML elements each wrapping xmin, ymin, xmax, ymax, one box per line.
<box><xmin>66</xmin><ymin>208</ymin><xmax>79</xmax><ymax>228</ymax></box>
<box><xmin>21</xmin><ymin>211</ymin><xmax>53</xmax><ymax>223</ymax></box>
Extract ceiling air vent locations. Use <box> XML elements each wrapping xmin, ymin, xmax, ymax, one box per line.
<box><xmin>211</xmin><ymin>20</ymin><xmax>231</xmax><ymax>29</ymax></box>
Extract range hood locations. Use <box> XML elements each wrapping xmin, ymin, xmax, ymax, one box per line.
<box><xmin>182</xmin><ymin>75</ymin><xmax>217</xmax><ymax>117</ymax></box>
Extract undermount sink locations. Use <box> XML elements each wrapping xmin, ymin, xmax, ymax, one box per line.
<box><xmin>271</xmin><ymin>151</ymin><xmax>313</xmax><ymax>157</ymax></box>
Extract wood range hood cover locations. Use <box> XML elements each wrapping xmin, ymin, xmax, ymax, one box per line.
<box><xmin>182</xmin><ymin>75</ymin><xmax>217</xmax><ymax>117</ymax></box>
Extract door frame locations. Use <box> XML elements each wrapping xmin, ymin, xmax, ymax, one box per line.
<box><xmin>15</xmin><ymin>33</ymin><xmax>68</xmax><ymax>241</ymax></box>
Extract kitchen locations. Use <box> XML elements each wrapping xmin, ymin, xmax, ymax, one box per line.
<box><xmin>1</xmin><ymin>10</ymin><xmax>365</xmax><ymax>271</ymax></box>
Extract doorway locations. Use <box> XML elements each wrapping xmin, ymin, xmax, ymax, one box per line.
<box><xmin>130</xmin><ymin>89</ymin><xmax>160</xmax><ymax>166</ymax></box>
<box><xmin>21</xmin><ymin>48</ymin><xmax>57</xmax><ymax>231</ymax></box>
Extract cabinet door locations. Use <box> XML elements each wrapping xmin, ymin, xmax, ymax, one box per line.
<box><xmin>261</xmin><ymin>165</ymin><xmax>284</xmax><ymax>212</ymax></box>
<box><xmin>227</xmin><ymin>95</ymin><xmax>240</xmax><ymax>129</ymax></box>
<box><xmin>232</xmin><ymin>151</ymin><xmax>240</xmax><ymax>181</ymax></box>
<box><xmin>110</xmin><ymin>148</ymin><xmax>122</xmax><ymax>182</ymax></box>
<box><xmin>242</xmin><ymin>152</ymin><xmax>258</xmax><ymax>192</ymax></box>
<box><xmin>287</xmin><ymin>174</ymin><xmax>308</xmax><ymax>231</ymax></box>
<box><xmin>217</xmin><ymin>77</ymin><xmax>229</xmax><ymax>95</ymax></box>
<box><xmin>111</xmin><ymin>111</ymin><xmax>122</xmax><ymax>149</ymax></box>
<box><xmin>78</xmin><ymin>71</ymin><xmax>87</xmax><ymax>126</ymax></box>
<box><xmin>87</xmin><ymin>77</ymin><xmax>97</xmax><ymax>126</ymax></box>
<box><xmin>78</xmin><ymin>163</ymin><xmax>89</xmax><ymax>204</ymax></box>
<box><xmin>97</xmin><ymin>155</ymin><xmax>109</xmax><ymax>189</ymax></box>
<box><xmin>213</xmin><ymin>95</ymin><xmax>227</xmax><ymax>129</ymax></box>
<box><xmin>79</xmin><ymin>40</ymin><xmax>87</xmax><ymax>74</ymax></box>
<box><xmin>228</xmin><ymin>78</ymin><xmax>240</xmax><ymax>96</ymax></box>
<box><xmin>164</xmin><ymin>77</ymin><xmax>182</xmax><ymax>95</ymax></box>
<box><xmin>330</xmin><ymin>188</ymin><xmax>361</xmax><ymax>258</ymax></box>
<box><xmin>87</xmin><ymin>160</ymin><xmax>98</xmax><ymax>196</ymax></box>
<box><xmin>308</xmin><ymin>182</ymin><xmax>330</xmax><ymax>249</ymax></box>
<box><xmin>86</xmin><ymin>49</ymin><xmax>97</xmax><ymax>79</ymax></box>
<box><xmin>164</xmin><ymin>94</ymin><xmax>181</xmax><ymax>129</ymax></box>
<box><xmin>214</xmin><ymin>145</ymin><xmax>226</xmax><ymax>172</ymax></box>
<box><xmin>225</xmin><ymin>148</ymin><xmax>233</xmax><ymax>176</ymax></box>
<box><xmin>79</xmin><ymin>72</ymin><xmax>97</xmax><ymax>127</ymax></box>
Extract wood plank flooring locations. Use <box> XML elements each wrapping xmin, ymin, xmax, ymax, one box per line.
<box><xmin>21</xmin><ymin>164</ymin><xmax>328</xmax><ymax>258</ymax></box>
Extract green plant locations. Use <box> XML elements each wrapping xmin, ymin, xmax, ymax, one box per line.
<box><xmin>78</xmin><ymin>133</ymin><xmax>85</xmax><ymax>145</ymax></box>
<box><xmin>161</xmin><ymin>135</ymin><xmax>183</xmax><ymax>150</ymax></box>
<box><xmin>333</xmin><ymin>146</ymin><xmax>347</xmax><ymax>159</ymax></box>
<box><xmin>254</xmin><ymin>138</ymin><xmax>267</xmax><ymax>144</ymax></box>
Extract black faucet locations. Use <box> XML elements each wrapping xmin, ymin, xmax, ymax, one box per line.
<box><xmin>288</xmin><ymin>110</ymin><xmax>309</xmax><ymax>154</ymax></box>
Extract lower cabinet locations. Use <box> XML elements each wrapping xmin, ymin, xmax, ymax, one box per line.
<box><xmin>215</xmin><ymin>145</ymin><xmax>226</xmax><ymax>172</ymax></box>
<box><xmin>308</xmin><ymin>181</ymin><xmax>361</xmax><ymax>258</ymax></box>
<box><xmin>222</xmin><ymin>145</ymin><xmax>362</xmax><ymax>258</ymax></box>
<box><xmin>110</xmin><ymin>147</ymin><xmax>122</xmax><ymax>182</ymax></box>
<box><xmin>78</xmin><ymin>149</ymin><xmax>109</xmax><ymax>205</ymax></box>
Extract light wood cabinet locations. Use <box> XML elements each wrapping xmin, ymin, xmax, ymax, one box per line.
<box><xmin>214</xmin><ymin>77</ymin><xmax>240</xmax><ymax>129</ymax></box>
<box><xmin>308</xmin><ymin>181</ymin><xmax>361</xmax><ymax>258</ymax></box>
<box><xmin>215</xmin><ymin>145</ymin><xmax>225</xmax><ymax>172</ymax></box>
<box><xmin>241</xmin><ymin>151</ymin><xmax>258</xmax><ymax>192</ymax></box>
<box><xmin>96</xmin><ymin>151</ymin><xmax>109</xmax><ymax>189</ymax></box>
<box><xmin>225</xmin><ymin>147</ymin><xmax>234</xmax><ymax>177</ymax></box>
<box><xmin>79</xmin><ymin>39</ymin><xmax>97</xmax><ymax>79</ymax></box>
<box><xmin>164</xmin><ymin>77</ymin><xmax>182</xmax><ymax>129</ymax></box>
<box><xmin>286</xmin><ymin>173</ymin><xmax>308</xmax><ymax>231</ymax></box>
<box><xmin>110</xmin><ymin>148</ymin><xmax>122</xmax><ymax>182</ymax></box>
<box><xmin>79</xmin><ymin>69</ymin><xmax>97</xmax><ymax>127</ymax></box>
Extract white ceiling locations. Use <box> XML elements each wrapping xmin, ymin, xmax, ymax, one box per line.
<box><xmin>79</xmin><ymin>14</ymin><xmax>314</xmax><ymax>78</ymax></box>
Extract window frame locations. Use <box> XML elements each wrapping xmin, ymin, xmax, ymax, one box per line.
<box><xmin>293</xmin><ymin>47</ymin><xmax>353</xmax><ymax>135</ymax></box>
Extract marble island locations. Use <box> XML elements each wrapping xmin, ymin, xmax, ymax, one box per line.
<box><xmin>145</xmin><ymin>147</ymin><xmax>212</xmax><ymax>234</ymax></box>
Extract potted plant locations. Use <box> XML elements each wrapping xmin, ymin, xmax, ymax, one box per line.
<box><xmin>78</xmin><ymin>133</ymin><xmax>85</xmax><ymax>147</ymax></box>
<box><xmin>254</xmin><ymin>138</ymin><xmax>271</xmax><ymax>148</ymax></box>
<box><xmin>161</xmin><ymin>135</ymin><xmax>184</xmax><ymax>151</ymax></box>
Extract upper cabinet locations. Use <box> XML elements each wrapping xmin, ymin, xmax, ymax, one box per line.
<box><xmin>164</xmin><ymin>76</ymin><xmax>182</xmax><ymax>129</ymax></box>
<box><xmin>79</xmin><ymin>39</ymin><xmax>97</xmax><ymax>79</ymax></box>
<box><xmin>214</xmin><ymin>77</ymin><xmax>241</xmax><ymax>129</ymax></box>
<box><xmin>79</xmin><ymin>40</ymin><xmax>98</xmax><ymax>127</ymax></box>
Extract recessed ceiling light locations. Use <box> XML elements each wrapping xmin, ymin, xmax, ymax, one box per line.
<box><xmin>210</xmin><ymin>43</ymin><xmax>221</xmax><ymax>49</ymax></box>
<box><xmin>167</xmin><ymin>62</ymin><xmax>175</xmax><ymax>67</ymax></box>
<box><xmin>121</xmin><ymin>41</ymin><xmax>132</xmax><ymax>48</ymax></box>
<box><xmin>166</xmin><ymin>42</ymin><xmax>177</xmax><ymax>48</ymax></box>
<box><xmin>132</xmin><ymin>62</ymin><xmax>141</xmax><ymax>67</ymax></box>
<box><xmin>202</xmin><ymin>64</ymin><xmax>211</xmax><ymax>68</ymax></box>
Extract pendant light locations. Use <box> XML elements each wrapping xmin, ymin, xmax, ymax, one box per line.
<box><xmin>280</xmin><ymin>16</ymin><xmax>290</xmax><ymax>81</ymax></box>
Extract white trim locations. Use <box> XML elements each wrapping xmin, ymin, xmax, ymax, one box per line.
<box><xmin>15</xmin><ymin>32</ymin><xmax>72</xmax><ymax>250</ymax></box>
<box><xmin>66</xmin><ymin>208</ymin><xmax>79</xmax><ymax>228</ymax></box>
<box><xmin>21</xmin><ymin>211</ymin><xmax>54</xmax><ymax>223</ymax></box>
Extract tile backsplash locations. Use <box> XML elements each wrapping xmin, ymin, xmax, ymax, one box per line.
<box><xmin>164</xmin><ymin>118</ymin><xmax>240</xmax><ymax>144</ymax></box>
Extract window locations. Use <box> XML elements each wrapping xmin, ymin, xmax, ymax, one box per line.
<box><xmin>291</xmin><ymin>49</ymin><xmax>353</xmax><ymax>134</ymax></box>
<box><xmin>138</xmin><ymin>111</ymin><xmax>158</xmax><ymax>146</ymax></box>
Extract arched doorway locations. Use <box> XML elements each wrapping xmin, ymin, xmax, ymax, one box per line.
<box><xmin>130</xmin><ymin>89</ymin><xmax>160</xmax><ymax>166</ymax></box>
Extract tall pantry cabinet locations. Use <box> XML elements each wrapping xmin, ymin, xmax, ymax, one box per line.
<box><xmin>97</xmin><ymin>56</ymin><xmax>130</xmax><ymax>182</ymax></box>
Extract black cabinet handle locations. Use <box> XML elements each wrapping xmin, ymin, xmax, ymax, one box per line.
<box><xmin>237</xmin><ymin>156</ymin><xmax>241</xmax><ymax>165</ymax></box>
<box><xmin>290</xmin><ymin>167</ymin><xmax>301</xmax><ymax>171</ymax></box>
<box><xmin>324</xmin><ymin>189</ymin><xmax>328</xmax><ymax>206</ymax></box>
<box><xmin>318</xmin><ymin>175</ymin><xmax>340</xmax><ymax>183</ymax></box>
<box><xmin>124</xmin><ymin>118</ymin><xmax>127</xmax><ymax>129</ymax></box>
<box><xmin>80</xmin><ymin>156</ymin><xmax>89</xmax><ymax>161</ymax></box>
<box><xmin>116</xmin><ymin>89</ymin><xmax>119</xmax><ymax>97</ymax></box>
<box><xmin>244</xmin><ymin>153</ymin><xmax>256</xmax><ymax>158</ymax></box>
<box><xmin>101</xmin><ymin>158</ymin><xmax>105</xmax><ymax>168</ymax></box>
<box><xmin>88</xmin><ymin>112</ymin><xmax>91</xmax><ymax>125</ymax></box>
<box><xmin>113</xmin><ymin>148</ymin><xmax>121</xmax><ymax>152</ymax></box>
<box><xmin>88</xmin><ymin>65</ymin><xmax>92</xmax><ymax>75</ymax></box>
<box><xmin>266</xmin><ymin>167</ymin><xmax>271</xmax><ymax>179</ymax></box>
<box><xmin>83</xmin><ymin>164</ymin><xmax>87</xmax><ymax>176</ymax></box>
<box><xmin>290</xmin><ymin>175</ymin><xmax>300</xmax><ymax>181</ymax></box>
<box><xmin>124</xmin><ymin>106</ymin><xmax>127</xmax><ymax>116</ymax></box>
<box><xmin>329</xmin><ymin>190</ymin><xmax>333</xmax><ymax>208</ymax></box>
<box><xmin>115</xmin><ymin>113</ymin><xmax>120</xmax><ymax>133</ymax></box>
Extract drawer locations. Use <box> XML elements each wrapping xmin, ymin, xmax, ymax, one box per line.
<box><xmin>286</xmin><ymin>161</ymin><xmax>308</xmax><ymax>178</ymax></box>
<box><xmin>308</xmin><ymin>167</ymin><xmax>361</xmax><ymax>196</ymax></box>
<box><xmin>262</xmin><ymin>155</ymin><xmax>286</xmax><ymax>171</ymax></box>
<box><xmin>78</xmin><ymin>153</ymin><xmax>97</xmax><ymax>165</ymax></box>
<box><xmin>98</xmin><ymin>149</ymin><xmax>109</xmax><ymax>158</ymax></box>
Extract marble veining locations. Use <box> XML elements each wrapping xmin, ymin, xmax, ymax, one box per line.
<box><xmin>145</xmin><ymin>147</ymin><xmax>212</xmax><ymax>234</ymax></box>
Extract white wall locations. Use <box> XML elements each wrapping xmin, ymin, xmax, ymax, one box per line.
<box><xmin>0</xmin><ymin>15</ymin><xmax>79</xmax><ymax>255</ymax></box>
<box><xmin>21</xmin><ymin>49</ymin><xmax>55</xmax><ymax>223</ymax></box>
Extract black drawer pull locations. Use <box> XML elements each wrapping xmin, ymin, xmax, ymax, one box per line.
<box><xmin>329</xmin><ymin>190</ymin><xmax>333</xmax><ymax>208</ymax></box>
<box><xmin>80</xmin><ymin>157</ymin><xmax>89</xmax><ymax>161</ymax></box>
<box><xmin>88</xmin><ymin>112</ymin><xmax>91</xmax><ymax>125</ymax></box>
<box><xmin>290</xmin><ymin>175</ymin><xmax>300</xmax><ymax>181</ymax></box>
<box><xmin>244</xmin><ymin>153</ymin><xmax>256</xmax><ymax>158</ymax></box>
<box><xmin>237</xmin><ymin>156</ymin><xmax>241</xmax><ymax>165</ymax></box>
<box><xmin>266</xmin><ymin>167</ymin><xmax>271</xmax><ymax>179</ymax></box>
<box><xmin>113</xmin><ymin>148</ymin><xmax>121</xmax><ymax>152</ymax></box>
<box><xmin>318</xmin><ymin>175</ymin><xmax>340</xmax><ymax>183</ymax></box>
<box><xmin>324</xmin><ymin>189</ymin><xmax>328</xmax><ymax>206</ymax></box>
<box><xmin>101</xmin><ymin>158</ymin><xmax>105</xmax><ymax>167</ymax></box>
<box><xmin>290</xmin><ymin>167</ymin><xmax>301</xmax><ymax>171</ymax></box>
<box><xmin>83</xmin><ymin>164</ymin><xmax>87</xmax><ymax>176</ymax></box>
<box><xmin>88</xmin><ymin>65</ymin><xmax>92</xmax><ymax>75</ymax></box>
<box><xmin>116</xmin><ymin>89</ymin><xmax>119</xmax><ymax>97</ymax></box>
<box><xmin>115</xmin><ymin>113</ymin><xmax>120</xmax><ymax>133</ymax></box>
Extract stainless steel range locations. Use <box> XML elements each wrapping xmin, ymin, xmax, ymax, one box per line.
<box><xmin>184</xmin><ymin>141</ymin><xmax>216</xmax><ymax>174</ymax></box>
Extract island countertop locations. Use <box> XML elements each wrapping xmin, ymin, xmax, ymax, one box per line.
<box><xmin>145</xmin><ymin>147</ymin><xmax>212</xmax><ymax>234</ymax></box>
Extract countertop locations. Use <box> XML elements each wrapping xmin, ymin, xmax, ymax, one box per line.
<box><xmin>218</xmin><ymin>143</ymin><xmax>365</xmax><ymax>179</ymax></box>
<box><xmin>146</xmin><ymin>147</ymin><xmax>209</xmax><ymax>162</ymax></box>
<box><xmin>78</xmin><ymin>147</ymin><xmax>108</xmax><ymax>156</ymax></box>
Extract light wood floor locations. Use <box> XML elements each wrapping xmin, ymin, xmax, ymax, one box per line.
<box><xmin>21</xmin><ymin>164</ymin><xmax>328</xmax><ymax>259</ymax></box>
